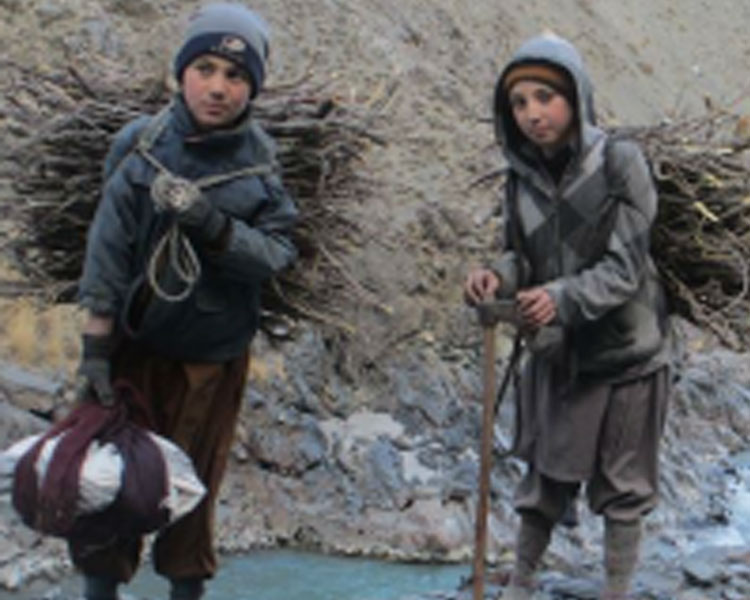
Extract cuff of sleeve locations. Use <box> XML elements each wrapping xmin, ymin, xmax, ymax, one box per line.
<box><xmin>81</xmin><ymin>333</ymin><xmax>115</xmax><ymax>359</ymax></box>
<box><xmin>544</xmin><ymin>279</ymin><xmax>569</xmax><ymax>325</ymax></box>
<box><xmin>79</xmin><ymin>295</ymin><xmax>117</xmax><ymax>316</ymax></box>
<box><xmin>489</xmin><ymin>254</ymin><xmax>519</xmax><ymax>299</ymax></box>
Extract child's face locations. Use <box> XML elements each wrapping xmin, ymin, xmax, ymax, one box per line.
<box><xmin>182</xmin><ymin>54</ymin><xmax>253</xmax><ymax>130</ymax></box>
<box><xmin>508</xmin><ymin>80</ymin><xmax>574</xmax><ymax>155</ymax></box>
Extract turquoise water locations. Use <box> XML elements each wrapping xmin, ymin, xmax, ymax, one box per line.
<box><xmin>199</xmin><ymin>551</ymin><xmax>468</xmax><ymax>600</ymax></box>
<box><xmin>1</xmin><ymin>550</ymin><xmax>470</xmax><ymax>600</ymax></box>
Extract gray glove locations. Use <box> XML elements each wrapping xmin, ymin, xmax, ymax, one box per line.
<box><xmin>176</xmin><ymin>193</ymin><xmax>228</xmax><ymax>243</ymax></box>
<box><xmin>76</xmin><ymin>334</ymin><xmax>115</xmax><ymax>407</ymax></box>
<box><xmin>151</xmin><ymin>172</ymin><xmax>227</xmax><ymax>243</ymax></box>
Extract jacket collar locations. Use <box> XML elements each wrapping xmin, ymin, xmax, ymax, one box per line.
<box><xmin>508</xmin><ymin>123</ymin><xmax>606</xmax><ymax>196</ymax></box>
<box><xmin>171</xmin><ymin>92</ymin><xmax>254</xmax><ymax>147</ymax></box>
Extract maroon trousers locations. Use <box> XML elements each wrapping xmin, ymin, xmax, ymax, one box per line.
<box><xmin>69</xmin><ymin>341</ymin><xmax>249</xmax><ymax>583</ymax></box>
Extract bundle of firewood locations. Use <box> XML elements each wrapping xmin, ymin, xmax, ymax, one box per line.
<box><xmin>0</xmin><ymin>61</ymin><xmax>385</xmax><ymax>334</ymax></box>
<box><xmin>4</xmin><ymin>59</ymin><xmax>750</xmax><ymax>348</ymax></box>
<box><xmin>472</xmin><ymin>112</ymin><xmax>750</xmax><ymax>350</ymax></box>
<box><xmin>622</xmin><ymin>113</ymin><xmax>750</xmax><ymax>349</ymax></box>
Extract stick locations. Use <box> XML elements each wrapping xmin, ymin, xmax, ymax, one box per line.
<box><xmin>473</xmin><ymin>321</ymin><xmax>497</xmax><ymax>600</ymax></box>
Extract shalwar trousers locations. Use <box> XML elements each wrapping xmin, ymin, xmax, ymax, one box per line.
<box><xmin>69</xmin><ymin>341</ymin><xmax>249</xmax><ymax>583</ymax></box>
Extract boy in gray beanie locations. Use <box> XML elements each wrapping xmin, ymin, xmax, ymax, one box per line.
<box><xmin>73</xmin><ymin>3</ymin><xmax>297</xmax><ymax>600</ymax></box>
<box><xmin>174</xmin><ymin>2</ymin><xmax>270</xmax><ymax>99</ymax></box>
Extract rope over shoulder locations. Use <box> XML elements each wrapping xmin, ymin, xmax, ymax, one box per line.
<box><xmin>134</xmin><ymin>103</ymin><xmax>277</xmax><ymax>303</ymax></box>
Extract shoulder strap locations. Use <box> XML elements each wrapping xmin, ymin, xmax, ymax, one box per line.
<box><xmin>581</xmin><ymin>134</ymin><xmax>622</xmax><ymax>265</ymax></box>
<box><xmin>135</xmin><ymin>103</ymin><xmax>279</xmax><ymax>190</ymax></box>
<box><xmin>192</xmin><ymin>163</ymin><xmax>278</xmax><ymax>190</ymax></box>
<box><xmin>103</xmin><ymin>104</ymin><xmax>177</xmax><ymax>183</ymax></box>
<box><xmin>136</xmin><ymin>104</ymin><xmax>172</xmax><ymax>155</ymax></box>
<box><xmin>603</xmin><ymin>134</ymin><xmax>616</xmax><ymax>191</ymax></box>
<box><xmin>602</xmin><ymin>133</ymin><xmax>628</xmax><ymax>199</ymax></box>
<box><xmin>103</xmin><ymin>116</ymin><xmax>154</xmax><ymax>182</ymax></box>
<box><xmin>504</xmin><ymin>169</ymin><xmax>528</xmax><ymax>287</ymax></box>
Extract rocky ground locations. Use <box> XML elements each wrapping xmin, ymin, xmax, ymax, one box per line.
<box><xmin>1</xmin><ymin>0</ymin><xmax>750</xmax><ymax>599</ymax></box>
<box><xmin>2</xmin><ymin>318</ymin><xmax>750</xmax><ymax>599</ymax></box>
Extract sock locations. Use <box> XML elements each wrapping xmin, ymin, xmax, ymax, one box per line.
<box><xmin>170</xmin><ymin>577</ymin><xmax>205</xmax><ymax>600</ymax></box>
<box><xmin>83</xmin><ymin>575</ymin><xmax>119</xmax><ymax>600</ymax></box>
<box><xmin>502</xmin><ymin>583</ymin><xmax>534</xmax><ymax>600</ymax></box>
<box><xmin>511</xmin><ymin>512</ymin><xmax>553</xmax><ymax>588</ymax></box>
<box><xmin>603</xmin><ymin>518</ymin><xmax>642</xmax><ymax>599</ymax></box>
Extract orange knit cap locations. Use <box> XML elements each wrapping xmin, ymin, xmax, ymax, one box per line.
<box><xmin>502</xmin><ymin>63</ymin><xmax>574</xmax><ymax>99</ymax></box>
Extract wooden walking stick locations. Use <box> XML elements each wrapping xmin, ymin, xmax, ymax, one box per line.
<box><xmin>472</xmin><ymin>306</ymin><xmax>497</xmax><ymax>600</ymax></box>
<box><xmin>471</xmin><ymin>300</ymin><xmax>520</xmax><ymax>600</ymax></box>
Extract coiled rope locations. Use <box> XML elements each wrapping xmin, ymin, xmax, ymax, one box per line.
<box><xmin>134</xmin><ymin>104</ymin><xmax>276</xmax><ymax>302</ymax></box>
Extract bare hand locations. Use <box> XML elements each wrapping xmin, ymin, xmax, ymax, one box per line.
<box><xmin>517</xmin><ymin>287</ymin><xmax>556</xmax><ymax>328</ymax></box>
<box><xmin>464</xmin><ymin>268</ymin><xmax>500</xmax><ymax>306</ymax></box>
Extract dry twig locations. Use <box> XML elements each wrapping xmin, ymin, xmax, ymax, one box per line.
<box><xmin>0</xmin><ymin>61</ymin><xmax>387</xmax><ymax>336</ymax></box>
<box><xmin>473</xmin><ymin>111</ymin><xmax>750</xmax><ymax>350</ymax></box>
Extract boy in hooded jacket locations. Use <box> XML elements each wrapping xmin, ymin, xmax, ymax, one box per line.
<box><xmin>73</xmin><ymin>3</ymin><xmax>297</xmax><ymax>599</ymax></box>
<box><xmin>465</xmin><ymin>33</ymin><xmax>670</xmax><ymax>600</ymax></box>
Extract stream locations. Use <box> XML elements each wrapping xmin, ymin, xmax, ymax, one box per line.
<box><xmin>0</xmin><ymin>550</ymin><xmax>470</xmax><ymax>600</ymax></box>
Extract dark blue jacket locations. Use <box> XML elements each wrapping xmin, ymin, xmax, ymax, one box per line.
<box><xmin>78</xmin><ymin>94</ymin><xmax>298</xmax><ymax>361</ymax></box>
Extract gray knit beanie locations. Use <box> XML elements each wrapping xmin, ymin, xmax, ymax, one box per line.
<box><xmin>174</xmin><ymin>2</ymin><xmax>270</xmax><ymax>98</ymax></box>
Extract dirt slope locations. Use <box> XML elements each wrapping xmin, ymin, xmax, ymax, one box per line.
<box><xmin>1</xmin><ymin>0</ymin><xmax>749</xmax><ymax>371</ymax></box>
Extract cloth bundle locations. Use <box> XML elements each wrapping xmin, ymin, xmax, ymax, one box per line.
<box><xmin>0</xmin><ymin>381</ymin><xmax>205</xmax><ymax>543</ymax></box>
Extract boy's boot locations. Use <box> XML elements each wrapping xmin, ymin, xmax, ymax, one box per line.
<box><xmin>83</xmin><ymin>575</ymin><xmax>119</xmax><ymax>600</ymax></box>
<box><xmin>502</xmin><ymin>512</ymin><xmax>553</xmax><ymax>600</ymax></box>
<box><xmin>602</xmin><ymin>518</ymin><xmax>641</xmax><ymax>600</ymax></box>
<box><xmin>170</xmin><ymin>577</ymin><xmax>205</xmax><ymax>600</ymax></box>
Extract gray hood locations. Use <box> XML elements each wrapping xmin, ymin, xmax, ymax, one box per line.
<box><xmin>493</xmin><ymin>33</ymin><xmax>600</xmax><ymax>171</ymax></box>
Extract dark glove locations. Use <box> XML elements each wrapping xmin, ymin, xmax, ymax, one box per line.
<box><xmin>176</xmin><ymin>193</ymin><xmax>228</xmax><ymax>244</ymax></box>
<box><xmin>151</xmin><ymin>171</ymin><xmax>228</xmax><ymax>244</ymax></box>
<box><xmin>76</xmin><ymin>334</ymin><xmax>116</xmax><ymax>406</ymax></box>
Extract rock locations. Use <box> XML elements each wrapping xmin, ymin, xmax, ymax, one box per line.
<box><xmin>361</xmin><ymin>438</ymin><xmax>409</xmax><ymax>510</ymax></box>
<box><xmin>390</xmin><ymin>355</ymin><xmax>458</xmax><ymax>428</ymax></box>
<box><xmin>679</xmin><ymin>591</ymin><xmax>717</xmax><ymax>600</ymax></box>
<box><xmin>682</xmin><ymin>546</ymin><xmax>736</xmax><ymax>587</ymax></box>
<box><xmin>247</xmin><ymin>415</ymin><xmax>327</xmax><ymax>476</ymax></box>
<box><xmin>34</xmin><ymin>1</ymin><xmax>74</xmax><ymax>26</ymax></box>
<box><xmin>0</xmin><ymin>399</ymin><xmax>47</xmax><ymax>446</ymax></box>
<box><xmin>0</xmin><ymin>361</ymin><xmax>64</xmax><ymax>417</ymax></box>
<box><xmin>541</xmin><ymin>573</ymin><xmax>600</xmax><ymax>599</ymax></box>
<box><xmin>443</xmin><ymin>457</ymin><xmax>477</xmax><ymax>501</ymax></box>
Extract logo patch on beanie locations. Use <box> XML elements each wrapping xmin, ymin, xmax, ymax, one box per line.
<box><xmin>218</xmin><ymin>35</ymin><xmax>247</xmax><ymax>56</ymax></box>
